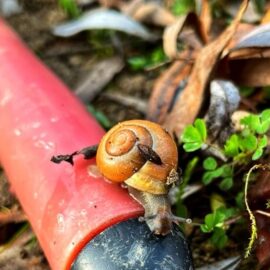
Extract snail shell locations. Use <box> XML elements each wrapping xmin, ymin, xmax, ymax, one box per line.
<box><xmin>96</xmin><ymin>120</ymin><xmax>178</xmax><ymax>194</ymax></box>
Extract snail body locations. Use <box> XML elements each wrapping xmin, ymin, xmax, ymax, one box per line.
<box><xmin>96</xmin><ymin>120</ymin><xmax>182</xmax><ymax>235</ymax></box>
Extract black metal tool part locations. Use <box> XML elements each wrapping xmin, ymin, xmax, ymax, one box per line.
<box><xmin>71</xmin><ymin>218</ymin><xmax>193</xmax><ymax>270</ymax></box>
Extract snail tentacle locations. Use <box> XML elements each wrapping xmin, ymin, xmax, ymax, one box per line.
<box><xmin>137</xmin><ymin>143</ymin><xmax>162</xmax><ymax>165</ymax></box>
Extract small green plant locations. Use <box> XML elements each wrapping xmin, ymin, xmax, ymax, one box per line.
<box><xmin>171</xmin><ymin>0</ymin><xmax>195</xmax><ymax>15</ymax></box>
<box><xmin>181</xmin><ymin>109</ymin><xmax>270</xmax><ymax>250</ymax></box>
<box><xmin>203</xmin><ymin>157</ymin><xmax>233</xmax><ymax>190</ymax></box>
<box><xmin>128</xmin><ymin>47</ymin><xmax>168</xmax><ymax>71</ymax></box>
<box><xmin>225</xmin><ymin>110</ymin><xmax>270</xmax><ymax>162</ymax></box>
<box><xmin>58</xmin><ymin>0</ymin><xmax>80</xmax><ymax>18</ymax></box>
<box><xmin>200</xmin><ymin>207</ymin><xmax>236</xmax><ymax>248</ymax></box>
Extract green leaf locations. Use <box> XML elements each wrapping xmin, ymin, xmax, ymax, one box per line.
<box><xmin>221</xmin><ymin>165</ymin><xmax>233</xmax><ymax>178</ymax></box>
<box><xmin>258</xmin><ymin>135</ymin><xmax>268</xmax><ymax>148</ymax></box>
<box><xmin>201</xmin><ymin>211</ymin><xmax>226</xmax><ymax>232</ymax></box>
<box><xmin>194</xmin><ymin>119</ymin><xmax>207</xmax><ymax>142</ymax></box>
<box><xmin>171</xmin><ymin>0</ymin><xmax>194</xmax><ymax>15</ymax></box>
<box><xmin>224</xmin><ymin>134</ymin><xmax>239</xmax><ymax>157</ymax></box>
<box><xmin>183</xmin><ymin>142</ymin><xmax>203</xmax><ymax>152</ymax></box>
<box><xmin>252</xmin><ymin>148</ymin><xmax>263</xmax><ymax>160</ymax></box>
<box><xmin>127</xmin><ymin>56</ymin><xmax>148</xmax><ymax>70</ymax></box>
<box><xmin>240</xmin><ymin>134</ymin><xmax>257</xmax><ymax>152</ymax></box>
<box><xmin>203</xmin><ymin>157</ymin><xmax>217</xmax><ymax>171</ymax></box>
<box><xmin>58</xmin><ymin>0</ymin><xmax>80</xmax><ymax>18</ymax></box>
<box><xmin>150</xmin><ymin>47</ymin><xmax>167</xmax><ymax>64</ymax></box>
<box><xmin>201</xmin><ymin>224</ymin><xmax>211</xmax><ymax>233</ymax></box>
<box><xmin>241</xmin><ymin>114</ymin><xmax>260</xmax><ymax>132</ymax></box>
<box><xmin>181</xmin><ymin>125</ymin><xmax>202</xmax><ymax>143</ymax></box>
<box><xmin>210</xmin><ymin>193</ymin><xmax>226</xmax><ymax>212</ymax></box>
<box><xmin>202</xmin><ymin>171</ymin><xmax>216</xmax><ymax>185</ymax></box>
<box><xmin>202</xmin><ymin>167</ymin><xmax>224</xmax><ymax>185</ymax></box>
<box><xmin>219</xmin><ymin>177</ymin><xmax>233</xmax><ymax>190</ymax></box>
<box><xmin>217</xmin><ymin>207</ymin><xmax>236</xmax><ymax>219</ymax></box>
<box><xmin>256</xmin><ymin>121</ymin><xmax>270</xmax><ymax>134</ymax></box>
<box><xmin>128</xmin><ymin>47</ymin><xmax>167</xmax><ymax>70</ymax></box>
<box><xmin>261</xmin><ymin>109</ymin><xmax>270</xmax><ymax>122</ymax></box>
<box><xmin>211</xmin><ymin>227</ymin><xmax>228</xmax><ymax>249</ymax></box>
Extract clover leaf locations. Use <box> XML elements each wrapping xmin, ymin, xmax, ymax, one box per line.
<box><xmin>181</xmin><ymin>119</ymin><xmax>207</xmax><ymax>152</ymax></box>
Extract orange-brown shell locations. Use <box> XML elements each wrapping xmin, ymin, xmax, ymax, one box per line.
<box><xmin>96</xmin><ymin>120</ymin><xmax>178</xmax><ymax>194</ymax></box>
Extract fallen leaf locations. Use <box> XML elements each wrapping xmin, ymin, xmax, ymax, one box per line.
<box><xmin>229</xmin><ymin>47</ymin><xmax>270</xmax><ymax>60</ymax></box>
<box><xmin>231</xmin><ymin>22</ymin><xmax>270</xmax><ymax>50</ymax></box>
<box><xmin>163</xmin><ymin>13</ymin><xmax>206</xmax><ymax>59</ymax></box>
<box><xmin>53</xmin><ymin>8</ymin><xmax>157</xmax><ymax>41</ymax></box>
<box><xmin>163</xmin><ymin>15</ymin><xmax>188</xmax><ymax>59</ymax></box>
<box><xmin>147</xmin><ymin>55</ymin><xmax>193</xmax><ymax>123</ymax></box>
<box><xmin>75</xmin><ymin>56</ymin><xmax>124</xmax><ymax>102</ymax></box>
<box><xmin>261</xmin><ymin>9</ymin><xmax>270</xmax><ymax>24</ymax></box>
<box><xmin>226</xmin><ymin>23</ymin><xmax>255</xmax><ymax>51</ymax></box>
<box><xmin>123</xmin><ymin>0</ymin><xmax>176</xmax><ymax>27</ymax></box>
<box><xmin>225</xmin><ymin>22</ymin><xmax>270</xmax><ymax>86</ymax></box>
<box><xmin>163</xmin><ymin>0</ymin><xmax>248</xmax><ymax>136</ymax></box>
<box><xmin>227</xmin><ymin>22</ymin><xmax>270</xmax><ymax>65</ymax></box>
<box><xmin>229</xmin><ymin>58</ymin><xmax>270</xmax><ymax>87</ymax></box>
<box><xmin>196</xmin><ymin>0</ymin><xmax>211</xmax><ymax>42</ymax></box>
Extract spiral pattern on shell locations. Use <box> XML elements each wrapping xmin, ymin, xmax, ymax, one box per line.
<box><xmin>96</xmin><ymin>120</ymin><xmax>178</xmax><ymax>194</ymax></box>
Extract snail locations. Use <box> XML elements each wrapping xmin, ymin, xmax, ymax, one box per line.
<box><xmin>51</xmin><ymin>120</ymin><xmax>191</xmax><ymax>235</ymax></box>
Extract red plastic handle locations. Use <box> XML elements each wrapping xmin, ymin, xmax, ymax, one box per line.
<box><xmin>0</xmin><ymin>19</ymin><xmax>143</xmax><ymax>270</ymax></box>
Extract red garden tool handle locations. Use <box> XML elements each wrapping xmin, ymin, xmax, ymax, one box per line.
<box><xmin>0</xmin><ymin>18</ymin><xmax>143</xmax><ymax>270</ymax></box>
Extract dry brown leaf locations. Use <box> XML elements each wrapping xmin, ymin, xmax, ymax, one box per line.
<box><xmin>261</xmin><ymin>9</ymin><xmax>270</xmax><ymax>24</ymax></box>
<box><xmin>229</xmin><ymin>47</ymin><xmax>270</xmax><ymax>60</ymax></box>
<box><xmin>229</xmin><ymin>58</ymin><xmax>270</xmax><ymax>87</ymax></box>
<box><xmin>163</xmin><ymin>13</ymin><xmax>206</xmax><ymax>59</ymax></box>
<box><xmin>226</xmin><ymin>23</ymin><xmax>255</xmax><ymax>52</ymax></box>
<box><xmin>123</xmin><ymin>0</ymin><xmax>176</xmax><ymax>27</ymax></box>
<box><xmin>227</xmin><ymin>22</ymin><xmax>270</xmax><ymax>86</ymax></box>
<box><xmin>163</xmin><ymin>0</ymin><xmax>249</xmax><ymax>136</ymax></box>
<box><xmin>147</xmin><ymin>56</ymin><xmax>193</xmax><ymax>123</ymax></box>
<box><xmin>231</xmin><ymin>23</ymin><xmax>270</xmax><ymax>51</ymax></box>
<box><xmin>163</xmin><ymin>15</ymin><xmax>188</xmax><ymax>59</ymax></box>
<box><xmin>196</xmin><ymin>0</ymin><xmax>212</xmax><ymax>42</ymax></box>
<box><xmin>226</xmin><ymin>22</ymin><xmax>270</xmax><ymax>60</ymax></box>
